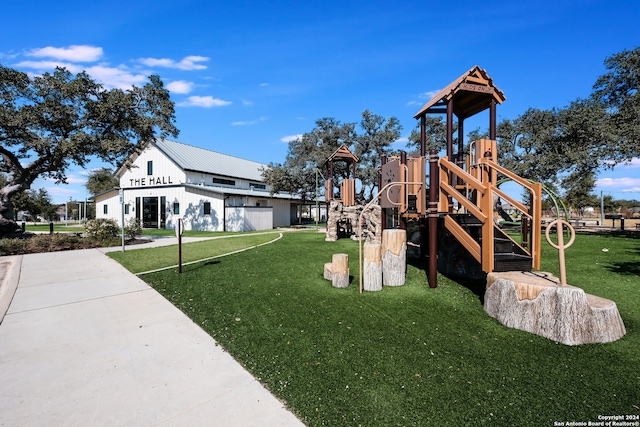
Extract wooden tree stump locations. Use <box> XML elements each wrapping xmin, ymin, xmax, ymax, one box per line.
<box><xmin>363</xmin><ymin>242</ymin><xmax>382</xmax><ymax>291</ymax></box>
<box><xmin>323</xmin><ymin>262</ymin><xmax>333</xmax><ymax>280</ymax></box>
<box><xmin>484</xmin><ymin>271</ymin><xmax>626</xmax><ymax>345</ymax></box>
<box><xmin>328</xmin><ymin>253</ymin><xmax>349</xmax><ymax>288</ymax></box>
<box><xmin>382</xmin><ymin>229</ymin><xmax>406</xmax><ymax>287</ymax></box>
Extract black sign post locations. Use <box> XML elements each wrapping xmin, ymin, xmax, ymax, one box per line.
<box><xmin>176</xmin><ymin>218</ymin><xmax>184</xmax><ymax>273</ymax></box>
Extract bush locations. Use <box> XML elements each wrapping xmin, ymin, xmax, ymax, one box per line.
<box><xmin>85</xmin><ymin>218</ymin><xmax>119</xmax><ymax>241</ymax></box>
<box><xmin>125</xmin><ymin>218</ymin><xmax>142</xmax><ymax>240</ymax></box>
<box><xmin>0</xmin><ymin>234</ymin><xmax>102</xmax><ymax>256</ymax></box>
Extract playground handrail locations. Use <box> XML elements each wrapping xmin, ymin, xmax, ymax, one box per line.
<box><xmin>480</xmin><ymin>157</ymin><xmax>542</xmax><ymax>270</ymax></box>
<box><xmin>438</xmin><ymin>155</ymin><xmax>542</xmax><ymax>272</ymax></box>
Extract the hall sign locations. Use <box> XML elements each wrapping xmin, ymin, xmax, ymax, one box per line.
<box><xmin>459</xmin><ymin>83</ymin><xmax>494</xmax><ymax>94</ymax></box>
<box><xmin>129</xmin><ymin>176</ymin><xmax>174</xmax><ymax>187</ymax></box>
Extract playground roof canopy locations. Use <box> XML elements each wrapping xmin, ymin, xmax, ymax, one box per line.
<box><xmin>413</xmin><ymin>65</ymin><xmax>506</xmax><ymax>120</ymax></box>
<box><xmin>324</xmin><ymin>145</ymin><xmax>359</xmax><ymax>165</ymax></box>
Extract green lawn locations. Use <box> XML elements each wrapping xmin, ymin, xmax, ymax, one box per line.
<box><xmin>25</xmin><ymin>223</ymin><xmax>86</xmax><ymax>233</ymax></box>
<box><xmin>117</xmin><ymin>230</ymin><xmax>640</xmax><ymax>426</ymax></box>
<box><xmin>107</xmin><ymin>231</ymin><xmax>283</xmax><ymax>273</ymax></box>
<box><xmin>24</xmin><ymin>223</ymin><xmax>282</xmax><ymax>238</ymax></box>
<box><xmin>136</xmin><ymin>228</ymin><xmax>281</xmax><ymax>238</ymax></box>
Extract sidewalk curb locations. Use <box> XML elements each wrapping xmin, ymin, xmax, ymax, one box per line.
<box><xmin>0</xmin><ymin>255</ymin><xmax>22</xmax><ymax>325</ymax></box>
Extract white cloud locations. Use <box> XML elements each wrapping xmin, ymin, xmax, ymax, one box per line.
<box><xmin>421</xmin><ymin>89</ymin><xmax>441</xmax><ymax>99</ymax></box>
<box><xmin>78</xmin><ymin>168</ymin><xmax>104</xmax><ymax>177</ymax></box>
<box><xmin>27</xmin><ymin>45</ymin><xmax>103</xmax><ymax>62</ymax></box>
<box><xmin>232</xmin><ymin>117</ymin><xmax>267</xmax><ymax>126</ymax></box>
<box><xmin>596</xmin><ymin>177</ymin><xmax>640</xmax><ymax>188</ymax></box>
<box><xmin>14</xmin><ymin>46</ymin><xmax>211</xmax><ymax>91</ymax></box>
<box><xmin>600</xmin><ymin>158</ymin><xmax>640</xmax><ymax>168</ymax></box>
<box><xmin>15</xmin><ymin>60</ymin><xmax>148</xmax><ymax>89</ymax></box>
<box><xmin>259</xmin><ymin>83</ymin><xmax>269</xmax><ymax>87</ymax></box>
<box><xmin>138</xmin><ymin>55</ymin><xmax>209</xmax><ymax>70</ymax></box>
<box><xmin>66</xmin><ymin>176</ymin><xmax>87</xmax><ymax>184</ymax></box>
<box><xmin>0</xmin><ymin>51</ymin><xmax>20</xmax><ymax>60</ymax></box>
<box><xmin>407</xmin><ymin>89</ymin><xmax>441</xmax><ymax>108</ymax></box>
<box><xmin>83</xmin><ymin>65</ymin><xmax>147</xmax><ymax>89</ymax></box>
<box><xmin>178</xmin><ymin>96</ymin><xmax>231</xmax><ymax>108</ymax></box>
<box><xmin>41</xmin><ymin>174</ymin><xmax>86</xmax><ymax>184</ymax></box>
<box><xmin>281</xmin><ymin>134</ymin><xmax>302</xmax><ymax>143</ymax></box>
<box><xmin>620</xmin><ymin>158</ymin><xmax>640</xmax><ymax>168</ymax></box>
<box><xmin>45</xmin><ymin>186</ymin><xmax>80</xmax><ymax>198</ymax></box>
<box><xmin>15</xmin><ymin>59</ymin><xmax>76</xmax><ymax>70</ymax></box>
<box><xmin>166</xmin><ymin>80</ymin><xmax>194</xmax><ymax>94</ymax></box>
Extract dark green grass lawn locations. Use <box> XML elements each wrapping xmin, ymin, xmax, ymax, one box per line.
<box><xmin>137</xmin><ymin>228</ymin><xmax>280</xmax><ymax>238</ymax></box>
<box><xmin>134</xmin><ymin>231</ymin><xmax>639</xmax><ymax>426</ymax></box>
<box><xmin>108</xmin><ymin>232</ymin><xmax>282</xmax><ymax>273</ymax></box>
<box><xmin>25</xmin><ymin>223</ymin><xmax>86</xmax><ymax>233</ymax></box>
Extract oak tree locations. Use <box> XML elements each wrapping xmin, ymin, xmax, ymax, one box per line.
<box><xmin>85</xmin><ymin>167</ymin><xmax>119</xmax><ymax>196</ymax></box>
<box><xmin>262</xmin><ymin>111</ymin><xmax>402</xmax><ymax>204</ymax></box>
<box><xmin>0</xmin><ymin>65</ymin><xmax>178</xmax><ymax>236</ymax></box>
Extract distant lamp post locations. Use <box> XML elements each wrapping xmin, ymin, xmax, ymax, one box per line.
<box><xmin>119</xmin><ymin>188</ymin><xmax>125</xmax><ymax>252</ymax></box>
<box><xmin>316</xmin><ymin>168</ymin><xmax>325</xmax><ymax>230</ymax></box>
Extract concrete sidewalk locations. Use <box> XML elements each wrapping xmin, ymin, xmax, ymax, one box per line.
<box><xmin>0</xmin><ymin>246</ymin><xmax>304</xmax><ymax>426</ymax></box>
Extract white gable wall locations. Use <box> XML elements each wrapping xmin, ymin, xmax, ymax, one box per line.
<box><xmin>119</xmin><ymin>144</ymin><xmax>186</xmax><ymax>189</ymax></box>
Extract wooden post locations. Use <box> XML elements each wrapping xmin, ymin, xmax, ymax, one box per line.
<box><xmin>363</xmin><ymin>242</ymin><xmax>382</xmax><ymax>291</ymax></box>
<box><xmin>331</xmin><ymin>253</ymin><xmax>349</xmax><ymax>288</ymax></box>
<box><xmin>382</xmin><ymin>229</ymin><xmax>406</xmax><ymax>287</ymax></box>
<box><xmin>428</xmin><ymin>149</ymin><xmax>439</xmax><ymax>288</ymax></box>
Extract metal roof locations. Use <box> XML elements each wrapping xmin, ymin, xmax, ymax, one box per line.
<box><xmin>184</xmin><ymin>184</ymin><xmax>299</xmax><ymax>200</ymax></box>
<box><xmin>154</xmin><ymin>139</ymin><xmax>266</xmax><ymax>181</ymax></box>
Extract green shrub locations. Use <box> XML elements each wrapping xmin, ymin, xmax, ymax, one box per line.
<box><xmin>0</xmin><ymin>234</ymin><xmax>102</xmax><ymax>256</ymax></box>
<box><xmin>125</xmin><ymin>218</ymin><xmax>142</xmax><ymax>240</ymax></box>
<box><xmin>85</xmin><ymin>218</ymin><xmax>119</xmax><ymax>241</ymax></box>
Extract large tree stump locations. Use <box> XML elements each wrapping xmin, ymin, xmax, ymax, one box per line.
<box><xmin>324</xmin><ymin>253</ymin><xmax>349</xmax><ymax>288</ymax></box>
<box><xmin>363</xmin><ymin>242</ymin><xmax>382</xmax><ymax>291</ymax></box>
<box><xmin>382</xmin><ymin>229</ymin><xmax>406</xmax><ymax>287</ymax></box>
<box><xmin>484</xmin><ymin>271</ymin><xmax>626</xmax><ymax>345</ymax></box>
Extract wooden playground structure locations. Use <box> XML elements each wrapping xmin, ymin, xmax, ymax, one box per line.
<box><xmin>321</xmin><ymin>65</ymin><xmax>543</xmax><ymax>288</ymax></box>
<box><xmin>322</xmin><ymin>66</ymin><xmax>626</xmax><ymax>345</ymax></box>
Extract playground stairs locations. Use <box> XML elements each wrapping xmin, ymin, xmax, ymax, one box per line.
<box><xmin>437</xmin><ymin>213</ymin><xmax>532</xmax><ymax>280</ymax></box>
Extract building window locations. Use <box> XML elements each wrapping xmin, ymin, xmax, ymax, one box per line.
<box><xmin>203</xmin><ymin>202</ymin><xmax>211</xmax><ymax>215</ymax></box>
<box><xmin>147</xmin><ymin>161</ymin><xmax>153</xmax><ymax>176</ymax></box>
<box><xmin>173</xmin><ymin>202</ymin><xmax>180</xmax><ymax>214</ymax></box>
<box><xmin>103</xmin><ymin>204</ymin><xmax>108</xmax><ymax>214</ymax></box>
<box><xmin>251</xmin><ymin>183</ymin><xmax>266</xmax><ymax>190</ymax></box>
<box><xmin>212</xmin><ymin>177</ymin><xmax>235</xmax><ymax>186</ymax></box>
<box><xmin>125</xmin><ymin>204</ymin><xmax>130</xmax><ymax>214</ymax></box>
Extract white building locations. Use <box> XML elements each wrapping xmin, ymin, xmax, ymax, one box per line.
<box><xmin>94</xmin><ymin>139</ymin><xmax>299</xmax><ymax>232</ymax></box>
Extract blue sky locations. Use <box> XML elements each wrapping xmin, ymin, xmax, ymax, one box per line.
<box><xmin>1</xmin><ymin>0</ymin><xmax>639</xmax><ymax>203</ymax></box>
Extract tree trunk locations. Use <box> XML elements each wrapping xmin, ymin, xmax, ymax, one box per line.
<box><xmin>363</xmin><ymin>242</ymin><xmax>382</xmax><ymax>291</ymax></box>
<box><xmin>0</xmin><ymin>187</ymin><xmax>23</xmax><ymax>238</ymax></box>
<box><xmin>382</xmin><ymin>229</ymin><xmax>406</xmax><ymax>287</ymax></box>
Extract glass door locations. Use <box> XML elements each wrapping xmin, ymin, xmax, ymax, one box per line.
<box><xmin>143</xmin><ymin>197</ymin><xmax>158</xmax><ymax>228</ymax></box>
